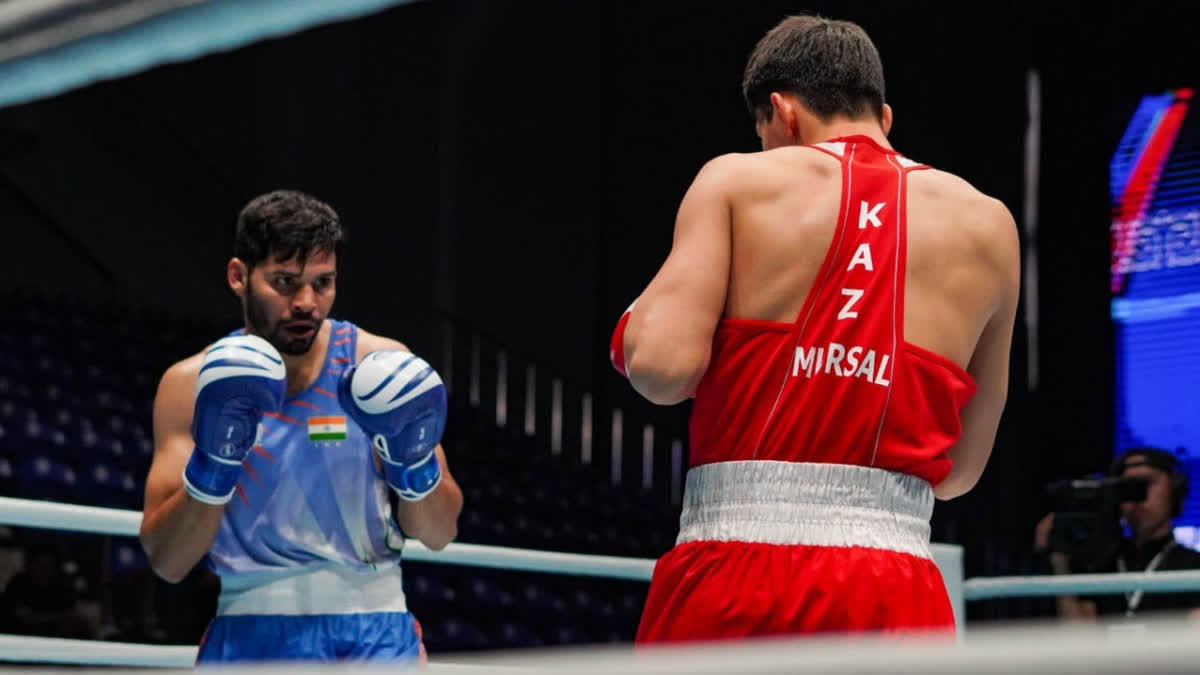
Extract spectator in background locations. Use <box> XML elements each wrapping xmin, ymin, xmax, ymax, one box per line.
<box><xmin>0</xmin><ymin>544</ymin><xmax>97</xmax><ymax>638</ymax></box>
<box><xmin>1035</xmin><ymin>448</ymin><xmax>1200</xmax><ymax>621</ymax></box>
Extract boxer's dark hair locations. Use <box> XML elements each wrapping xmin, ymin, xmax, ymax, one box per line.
<box><xmin>234</xmin><ymin>189</ymin><xmax>344</xmax><ymax>271</ymax></box>
<box><xmin>742</xmin><ymin>14</ymin><xmax>886</xmax><ymax>123</ymax></box>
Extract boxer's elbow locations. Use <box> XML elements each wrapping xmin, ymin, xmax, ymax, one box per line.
<box><xmin>627</xmin><ymin>345</ymin><xmax>708</xmax><ymax>405</ymax></box>
<box><xmin>933</xmin><ymin>463</ymin><xmax>985</xmax><ymax>500</ymax></box>
<box><xmin>418</xmin><ymin>523</ymin><xmax>457</xmax><ymax>552</ymax></box>
<box><xmin>933</xmin><ymin>474</ymin><xmax>977</xmax><ymax>501</ymax></box>
<box><xmin>423</xmin><ymin>496</ymin><xmax>461</xmax><ymax>551</ymax></box>
<box><xmin>150</xmin><ymin>561</ymin><xmax>189</xmax><ymax>585</ymax></box>
<box><xmin>140</xmin><ymin>538</ymin><xmax>189</xmax><ymax>584</ymax></box>
<box><xmin>403</xmin><ymin>482</ymin><xmax>462</xmax><ymax>552</ymax></box>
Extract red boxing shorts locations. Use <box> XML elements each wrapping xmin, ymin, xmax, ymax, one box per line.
<box><xmin>636</xmin><ymin>462</ymin><xmax>954</xmax><ymax>642</ymax></box>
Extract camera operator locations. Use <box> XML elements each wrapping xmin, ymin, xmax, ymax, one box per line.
<box><xmin>1034</xmin><ymin>448</ymin><xmax>1200</xmax><ymax>621</ymax></box>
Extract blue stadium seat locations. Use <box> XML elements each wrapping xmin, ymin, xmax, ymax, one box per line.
<box><xmin>77</xmin><ymin>463</ymin><xmax>136</xmax><ymax>508</ymax></box>
<box><xmin>617</xmin><ymin>592</ymin><xmax>644</xmax><ymax>623</ymax></box>
<box><xmin>458</xmin><ymin>509</ymin><xmax>492</xmax><ymax>541</ymax></box>
<box><xmin>0</xmin><ymin>353</ymin><xmax>23</xmax><ymax>376</ymax></box>
<box><xmin>508</xmin><ymin>512</ymin><xmax>541</xmax><ymax>547</ymax></box>
<box><xmin>568</xmin><ymin>589</ymin><xmax>596</xmax><ymax>615</ymax></box>
<box><xmin>0</xmin><ymin>451</ymin><xmax>14</xmax><ymax>495</ymax></box>
<box><xmin>91</xmin><ymin>391</ymin><xmax>136</xmax><ymax>416</ymax></box>
<box><xmin>77</xmin><ymin>462</ymin><xmax>118</xmax><ymax>506</ymax></box>
<box><xmin>40</xmin><ymin>383</ymin><xmax>83</xmax><ymax>410</ymax></box>
<box><xmin>126</xmin><ymin>436</ymin><xmax>154</xmax><ymax>471</ymax></box>
<box><xmin>104</xmin><ymin>415</ymin><xmax>144</xmax><ymax>442</ymax></box>
<box><xmin>110</xmin><ymin>540</ymin><xmax>149</xmax><ymax>576</ymax></box>
<box><xmin>406</xmin><ymin>574</ymin><xmax>457</xmax><ymax>605</ymax></box>
<box><xmin>11</xmin><ymin>419</ymin><xmax>68</xmax><ymax>456</ymax></box>
<box><xmin>465</xmin><ymin>577</ymin><xmax>514</xmax><ymax>615</ymax></box>
<box><xmin>0</xmin><ymin>376</ymin><xmax>33</xmax><ymax>402</ymax></box>
<box><xmin>122</xmin><ymin>471</ymin><xmax>142</xmax><ymax>509</ymax></box>
<box><xmin>49</xmin><ymin>407</ymin><xmax>77</xmax><ymax>429</ymax></box>
<box><xmin>434</xmin><ymin>617</ymin><xmax>490</xmax><ymax>651</ymax></box>
<box><xmin>518</xmin><ymin>583</ymin><xmax>566</xmax><ymax>617</ymax></box>
<box><xmin>545</xmin><ymin>624</ymin><xmax>591</xmax><ymax>646</ymax></box>
<box><xmin>76</xmin><ymin>424</ymin><xmax>120</xmax><ymax>463</ymax></box>
<box><xmin>492</xmin><ymin>621</ymin><xmax>542</xmax><ymax>649</ymax></box>
<box><xmin>16</xmin><ymin>454</ymin><xmax>77</xmax><ymax>501</ymax></box>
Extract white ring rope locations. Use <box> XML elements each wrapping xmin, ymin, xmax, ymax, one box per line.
<box><xmin>0</xmin><ymin>634</ymin><xmax>193</xmax><ymax>668</ymax></box>
<box><xmin>0</xmin><ymin>496</ymin><xmax>656</xmax><ymax>581</ymax></box>
<box><xmin>403</xmin><ymin>540</ymin><xmax>655</xmax><ymax>581</ymax></box>
<box><xmin>0</xmin><ymin>496</ymin><xmax>141</xmax><ymax>537</ymax></box>
<box><xmin>4</xmin><ymin>496</ymin><xmax>1200</xmax><ymax>599</ymax></box>
<box><xmin>962</xmin><ymin>569</ymin><xmax>1200</xmax><ymax>600</ymax></box>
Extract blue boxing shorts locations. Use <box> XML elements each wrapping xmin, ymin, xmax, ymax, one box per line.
<box><xmin>197</xmin><ymin>611</ymin><xmax>425</xmax><ymax>664</ymax></box>
<box><xmin>197</xmin><ymin>566</ymin><xmax>424</xmax><ymax>664</ymax></box>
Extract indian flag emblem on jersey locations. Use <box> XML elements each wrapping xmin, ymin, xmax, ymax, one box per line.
<box><xmin>308</xmin><ymin>416</ymin><xmax>347</xmax><ymax>442</ymax></box>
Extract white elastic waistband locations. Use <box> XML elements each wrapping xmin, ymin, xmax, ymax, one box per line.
<box><xmin>677</xmin><ymin>461</ymin><xmax>935</xmax><ymax>559</ymax></box>
<box><xmin>218</xmin><ymin>566</ymin><xmax>408</xmax><ymax>616</ymax></box>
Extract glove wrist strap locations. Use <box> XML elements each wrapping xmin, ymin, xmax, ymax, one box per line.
<box><xmin>378</xmin><ymin>448</ymin><xmax>442</xmax><ymax>502</ymax></box>
<box><xmin>183</xmin><ymin>448</ymin><xmax>241</xmax><ymax>505</ymax></box>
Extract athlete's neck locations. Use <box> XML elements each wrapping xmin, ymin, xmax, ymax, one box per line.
<box><xmin>801</xmin><ymin>119</ymin><xmax>892</xmax><ymax>151</ymax></box>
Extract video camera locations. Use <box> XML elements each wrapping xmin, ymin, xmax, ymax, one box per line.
<box><xmin>1045</xmin><ymin>475</ymin><xmax>1149</xmax><ymax>564</ymax></box>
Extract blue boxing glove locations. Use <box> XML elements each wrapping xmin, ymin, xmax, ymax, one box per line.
<box><xmin>182</xmin><ymin>335</ymin><xmax>286</xmax><ymax>505</ymax></box>
<box><xmin>339</xmin><ymin>350</ymin><xmax>447</xmax><ymax>502</ymax></box>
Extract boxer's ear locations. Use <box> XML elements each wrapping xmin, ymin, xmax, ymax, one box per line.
<box><xmin>228</xmin><ymin>258</ymin><xmax>249</xmax><ymax>297</ymax></box>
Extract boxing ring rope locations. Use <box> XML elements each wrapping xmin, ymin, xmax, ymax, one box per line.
<box><xmin>962</xmin><ymin>569</ymin><xmax>1200</xmax><ymax>601</ymax></box>
<box><xmin>0</xmin><ymin>496</ymin><xmax>656</xmax><ymax>581</ymax></box>
<box><xmin>0</xmin><ymin>634</ymin><xmax>194</xmax><ymax>669</ymax></box>
<box><xmin>6</xmin><ymin>496</ymin><xmax>1200</xmax><ymax>597</ymax></box>
<box><xmin>5</xmin><ymin>495</ymin><xmax>1200</xmax><ymax>669</ymax></box>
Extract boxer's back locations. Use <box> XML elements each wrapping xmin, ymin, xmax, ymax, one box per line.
<box><xmin>726</xmin><ymin>143</ymin><xmax>1006</xmax><ymax>368</ymax></box>
<box><xmin>689</xmin><ymin>135</ymin><xmax>1015</xmax><ymax>488</ymax></box>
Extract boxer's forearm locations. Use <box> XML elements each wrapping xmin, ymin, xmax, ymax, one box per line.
<box><xmin>396</xmin><ymin>477</ymin><xmax>462</xmax><ymax>551</ymax></box>
<box><xmin>140</xmin><ymin>485</ymin><xmax>225</xmax><ymax>583</ymax></box>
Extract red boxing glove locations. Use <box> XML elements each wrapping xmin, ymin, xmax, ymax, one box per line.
<box><xmin>609</xmin><ymin>300</ymin><xmax>636</xmax><ymax>377</ymax></box>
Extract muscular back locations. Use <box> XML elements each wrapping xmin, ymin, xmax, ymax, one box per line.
<box><xmin>624</xmin><ymin>137</ymin><xmax>1018</xmax><ymax>498</ymax></box>
<box><xmin>725</xmin><ymin>145</ymin><xmax>1014</xmax><ymax>371</ymax></box>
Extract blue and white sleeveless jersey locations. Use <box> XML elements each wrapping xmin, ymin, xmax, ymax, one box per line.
<box><xmin>205</xmin><ymin>319</ymin><xmax>406</xmax><ymax>593</ymax></box>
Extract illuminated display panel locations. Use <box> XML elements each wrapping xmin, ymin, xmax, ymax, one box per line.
<box><xmin>1111</xmin><ymin>88</ymin><xmax>1200</xmax><ymax>536</ymax></box>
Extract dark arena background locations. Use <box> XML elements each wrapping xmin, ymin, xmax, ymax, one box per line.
<box><xmin>0</xmin><ymin>0</ymin><xmax>1198</xmax><ymax>670</ymax></box>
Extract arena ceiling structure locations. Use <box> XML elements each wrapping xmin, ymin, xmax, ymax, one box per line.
<box><xmin>0</xmin><ymin>0</ymin><xmax>413</xmax><ymax>111</ymax></box>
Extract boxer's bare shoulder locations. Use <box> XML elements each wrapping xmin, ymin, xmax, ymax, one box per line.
<box><xmin>909</xmin><ymin>168</ymin><xmax>1015</xmax><ymax>241</ymax></box>
<box><xmin>154</xmin><ymin>353</ymin><xmax>203</xmax><ymax>428</ymax></box>
<box><xmin>694</xmin><ymin>147</ymin><xmax>842</xmax><ymax>204</ymax></box>
<box><xmin>354</xmin><ymin>326</ymin><xmax>410</xmax><ymax>361</ymax></box>
<box><xmin>906</xmin><ymin>167</ymin><xmax>1019</xmax><ymax>316</ymax></box>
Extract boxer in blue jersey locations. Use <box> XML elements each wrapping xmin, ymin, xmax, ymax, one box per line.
<box><xmin>139</xmin><ymin>190</ymin><xmax>462</xmax><ymax>664</ymax></box>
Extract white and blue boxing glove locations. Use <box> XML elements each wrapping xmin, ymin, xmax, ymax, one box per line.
<box><xmin>339</xmin><ymin>350</ymin><xmax>447</xmax><ymax>502</ymax></box>
<box><xmin>183</xmin><ymin>335</ymin><xmax>286</xmax><ymax>505</ymax></box>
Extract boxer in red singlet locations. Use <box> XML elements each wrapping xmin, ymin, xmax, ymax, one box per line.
<box><xmin>609</xmin><ymin>15</ymin><xmax>1020</xmax><ymax>640</ymax></box>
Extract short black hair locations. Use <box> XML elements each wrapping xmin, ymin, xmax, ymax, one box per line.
<box><xmin>1112</xmin><ymin>447</ymin><xmax>1190</xmax><ymax>517</ymax></box>
<box><xmin>234</xmin><ymin>190</ymin><xmax>344</xmax><ymax>271</ymax></box>
<box><xmin>742</xmin><ymin>14</ymin><xmax>886</xmax><ymax>123</ymax></box>
<box><xmin>1111</xmin><ymin>447</ymin><xmax>1184</xmax><ymax>477</ymax></box>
